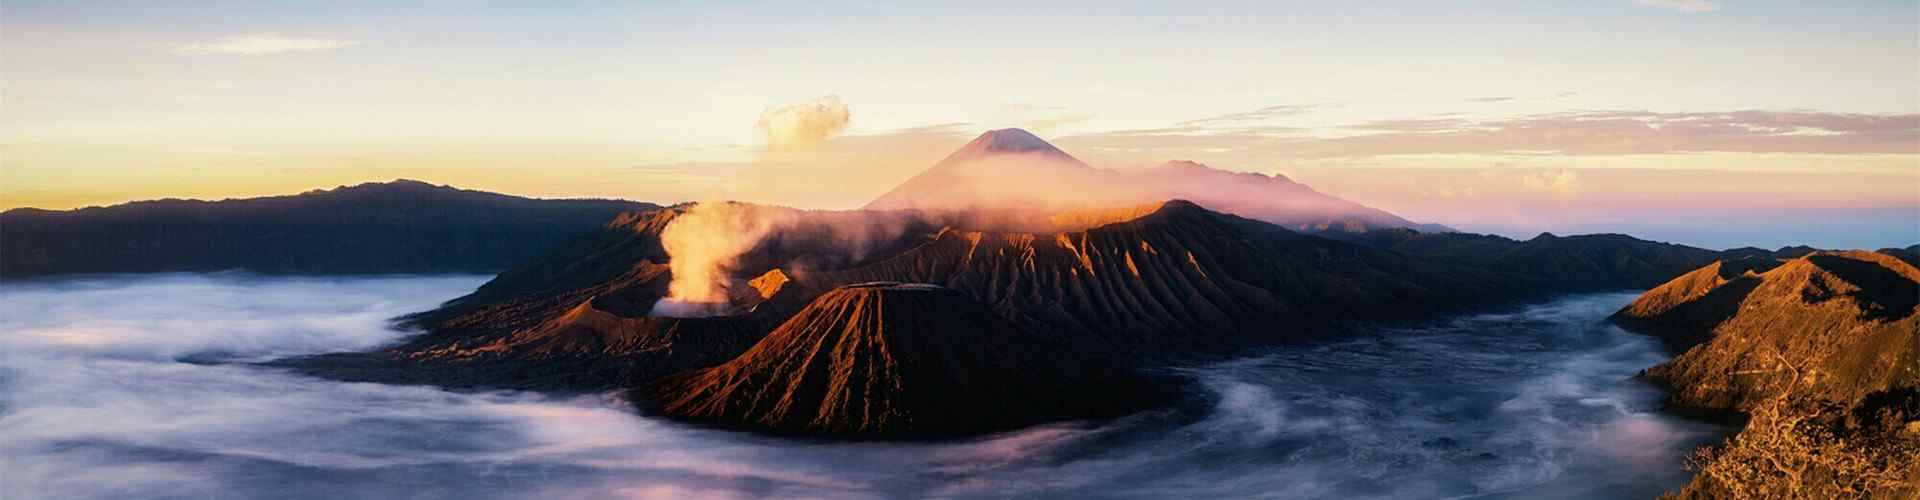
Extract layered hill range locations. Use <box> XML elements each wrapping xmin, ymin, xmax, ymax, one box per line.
<box><xmin>867</xmin><ymin>128</ymin><xmax>1450</xmax><ymax>234</ymax></box>
<box><xmin>0</xmin><ymin>180</ymin><xmax>654</xmax><ymax>278</ymax></box>
<box><xmin>295</xmin><ymin>129</ymin><xmax>1733</xmax><ymax>438</ymax></box>
<box><xmin>1612</xmin><ymin>249</ymin><xmax>1919</xmax><ymax>498</ymax></box>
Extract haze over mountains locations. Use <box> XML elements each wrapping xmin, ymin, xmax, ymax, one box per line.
<box><xmin>868</xmin><ymin>128</ymin><xmax>1450</xmax><ymax>233</ymax></box>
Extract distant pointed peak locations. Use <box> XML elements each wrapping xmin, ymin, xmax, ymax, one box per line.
<box><xmin>953</xmin><ymin>128</ymin><xmax>1060</xmax><ymax>154</ymax></box>
<box><xmin>925</xmin><ymin>128</ymin><xmax>1085</xmax><ymax>171</ymax></box>
<box><xmin>1158</xmin><ymin>198</ymin><xmax>1205</xmax><ymax>211</ymax></box>
<box><xmin>1143</xmin><ymin>199</ymin><xmax>1221</xmax><ymax>222</ymax></box>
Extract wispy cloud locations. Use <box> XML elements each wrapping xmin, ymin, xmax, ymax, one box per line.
<box><xmin>997</xmin><ymin>103</ymin><xmax>1093</xmax><ymax>135</ymax></box>
<box><xmin>174</xmin><ymin>34</ymin><xmax>361</xmax><ymax>55</ymax></box>
<box><xmin>1175</xmin><ymin>104</ymin><xmax>1328</xmax><ymax>127</ymax></box>
<box><xmin>1059</xmin><ymin>109</ymin><xmax>1920</xmax><ymax>159</ymax></box>
<box><xmin>1634</xmin><ymin>0</ymin><xmax>1720</xmax><ymax>12</ymax></box>
<box><xmin>1466</xmin><ymin>96</ymin><xmax>1516</xmax><ymax>103</ymax></box>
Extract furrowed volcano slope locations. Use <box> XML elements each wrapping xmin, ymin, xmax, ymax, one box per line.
<box><xmin>647</xmin><ymin>282</ymin><xmax>1165</xmax><ymax>439</ymax></box>
<box><xmin>809</xmin><ymin>200</ymin><xmax>1512</xmax><ymax>356</ymax></box>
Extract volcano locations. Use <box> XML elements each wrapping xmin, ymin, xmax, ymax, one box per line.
<box><xmin>316</xmin><ymin>194</ymin><xmax>1728</xmax><ymax>394</ymax></box>
<box><xmin>865</xmin><ymin>128</ymin><xmax>1447</xmax><ymax>233</ymax></box>
<box><xmin>812</xmin><ymin>199</ymin><xmax>1510</xmax><ymax>355</ymax></box>
<box><xmin>646</xmin><ymin>282</ymin><xmax>1165</xmax><ymax>439</ymax></box>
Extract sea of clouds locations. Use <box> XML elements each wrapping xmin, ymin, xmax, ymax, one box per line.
<box><xmin>0</xmin><ymin>275</ymin><xmax>1720</xmax><ymax>499</ymax></box>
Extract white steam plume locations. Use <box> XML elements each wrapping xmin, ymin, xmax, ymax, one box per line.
<box><xmin>651</xmin><ymin>202</ymin><xmax>796</xmax><ymax>317</ymax></box>
<box><xmin>649</xmin><ymin>203</ymin><xmax>946</xmax><ymax>318</ymax></box>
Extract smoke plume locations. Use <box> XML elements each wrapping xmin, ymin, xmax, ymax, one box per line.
<box><xmin>650</xmin><ymin>202</ymin><xmax>936</xmax><ymax>317</ymax></box>
<box><xmin>757</xmin><ymin>95</ymin><xmax>851</xmax><ymax>151</ymax></box>
<box><xmin>652</xmin><ymin>202</ymin><xmax>797</xmax><ymax>317</ymax></box>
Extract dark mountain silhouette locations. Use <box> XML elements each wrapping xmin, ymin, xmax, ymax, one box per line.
<box><xmin>0</xmin><ymin>180</ymin><xmax>655</xmax><ymax>278</ymax></box>
<box><xmin>865</xmin><ymin>128</ymin><xmax>1447</xmax><ymax>233</ymax></box>
<box><xmin>1613</xmin><ymin>251</ymin><xmax>1920</xmax><ymax>498</ymax></box>
<box><xmin>645</xmin><ymin>282</ymin><xmax>1166</xmax><ymax>439</ymax></box>
<box><xmin>1335</xmin><ymin>229</ymin><xmax>1724</xmax><ymax>290</ymax></box>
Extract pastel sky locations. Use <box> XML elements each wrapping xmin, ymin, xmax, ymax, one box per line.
<box><xmin>4</xmin><ymin>1</ymin><xmax>1916</xmax><ymax>249</ymax></box>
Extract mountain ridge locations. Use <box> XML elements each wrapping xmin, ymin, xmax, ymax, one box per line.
<box><xmin>0</xmin><ymin>179</ymin><xmax>657</xmax><ymax>278</ymax></box>
<box><xmin>1613</xmin><ymin>251</ymin><xmax>1920</xmax><ymax>498</ymax></box>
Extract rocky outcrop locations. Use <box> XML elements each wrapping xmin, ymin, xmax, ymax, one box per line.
<box><xmin>1622</xmin><ymin>251</ymin><xmax>1919</xmax><ymax>412</ymax></box>
<box><xmin>645</xmin><ymin>282</ymin><xmax>1167</xmax><ymax>439</ymax></box>
<box><xmin>1613</xmin><ymin>251</ymin><xmax>1920</xmax><ymax>498</ymax></box>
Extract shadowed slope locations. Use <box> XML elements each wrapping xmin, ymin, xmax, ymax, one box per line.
<box><xmin>1611</xmin><ymin>256</ymin><xmax>1783</xmax><ymax>351</ymax></box>
<box><xmin>647</xmin><ymin>282</ymin><xmax>1166</xmax><ymax>439</ymax></box>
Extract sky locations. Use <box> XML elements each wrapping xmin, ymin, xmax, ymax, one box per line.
<box><xmin>3</xmin><ymin>0</ymin><xmax>1916</xmax><ymax>249</ymax></box>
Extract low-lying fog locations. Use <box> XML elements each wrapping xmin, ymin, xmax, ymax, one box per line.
<box><xmin>0</xmin><ymin>275</ymin><xmax>1722</xmax><ymax>499</ymax></box>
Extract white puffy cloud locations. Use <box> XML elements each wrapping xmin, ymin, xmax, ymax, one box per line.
<box><xmin>756</xmin><ymin>96</ymin><xmax>851</xmax><ymax>151</ymax></box>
